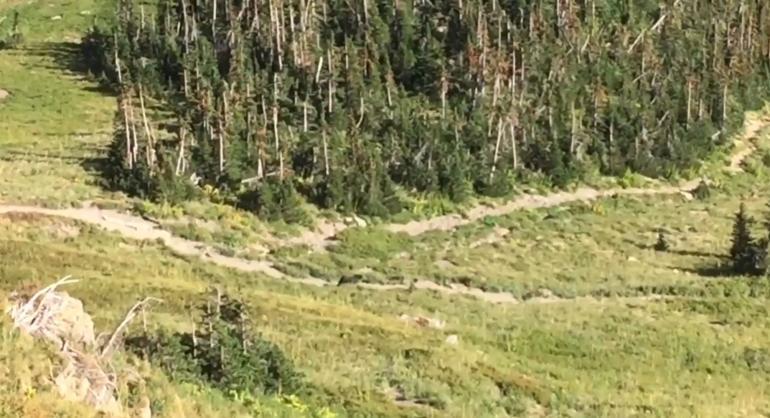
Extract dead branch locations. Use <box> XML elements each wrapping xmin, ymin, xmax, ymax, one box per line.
<box><xmin>100</xmin><ymin>297</ymin><xmax>163</xmax><ymax>360</ymax></box>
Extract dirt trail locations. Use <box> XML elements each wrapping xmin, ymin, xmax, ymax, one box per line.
<box><xmin>317</xmin><ymin>113</ymin><xmax>768</xmax><ymax>240</ymax></box>
<box><xmin>0</xmin><ymin>112</ymin><xmax>766</xmax><ymax>305</ymax></box>
<box><xmin>0</xmin><ymin>205</ymin><xmax>288</xmax><ymax>281</ymax></box>
<box><xmin>0</xmin><ymin>203</ymin><xmax>674</xmax><ymax>305</ymax></box>
<box><xmin>727</xmin><ymin>112</ymin><xmax>767</xmax><ymax>172</ymax></box>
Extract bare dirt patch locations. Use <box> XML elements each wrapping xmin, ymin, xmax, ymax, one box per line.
<box><xmin>0</xmin><ymin>211</ymin><xmax>81</xmax><ymax>238</ymax></box>
<box><xmin>0</xmin><ymin>110</ymin><xmax>765</xmax><ymax>306</ymax></box>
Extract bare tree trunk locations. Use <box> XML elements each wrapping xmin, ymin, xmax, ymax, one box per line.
<box><xmin>510</xmin><ymin>119</ymin><xmax>518</xmax><ymax>169</ymax></box>
<box><xmin>218</xmin><ymin>118</ymin><xmax>225</xmax><ymax>173</ymax></box>
<box><xmin>138</xmin><ymin>85</ymin><xmax>156</xmax><ymax>168</ymax></box>
<box><xmin>327</xmin><ymin>48</ymin><xmax>334</xmax><ymax>112</ymax></box>
<box><xmin>121</xmin><ymin>94</ymin><xmax>133</xmax><ymax>170</ymax></box>
<box><xmin>273</xmin><ymin>77</ymin><xmax>283</xmax><ymax>179</ymax></box>
<box><xmin>722</xmin><ymin>83</ymin><xmax>729</xmax><ymax>126</ymax></box>
<box><xmin>686</xmin><ymin>79</ymin><xmax>692</xmax><ymax>126</ymax></box>
<box><xmin>441</xmin><ymin>73</ymin><xmax>447</xmax><ymax>119</ymax></box>
<box><xmin>322</xmin><ymin>129</ymin><xmax>330</xmax><ymax>176</ymax></box>
<box><xmin>609</xmin><ymin>119</ymin><xmax>615</xmax><ymax>172</ymax></box>
<box><xmin>490</xmin><ymin>118</ymin><xmax>503</xmax><ymax>180</ymax></box>
<box><xmin>176</xmin><ymin>125</ymin><xmax>187</xmax><ymax>176</ymax></box>
<box><xmin>212</xmin><ymin>0</ymin><xmax>217</xmax><ymax>38</ymax></box>
<box><xmin>569</xmin><ymin>100</ymin><xmax>576</xmax><ymax>155</ymax></box>
<box><xmin>114</xmin><ymin>40</ymin><xmax>134</xmax><ymax>170</ymax></box>
<box><xmin>181</xmin><ymin>0</ymin><xmax>191</xmax><ymax>97</ymax></box>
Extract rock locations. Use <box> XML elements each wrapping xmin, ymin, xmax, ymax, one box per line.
<box><xmin>445</xmin><ymin>334</ymin><xmax>459</xmax><ymax>346</ymax></box>
<box><xmin>679</xmin><ymin>191</ymin><xmax>694</xmax><ymax>201</ymax></box>
<box><xmin>136</xmin><ymin>396</ymin><xmax>152</xmax><ymax>418</ymax></box>
<box><xmin>433</xmin><ymin>259</ymin><xmax>455</xmax><ymax>270</ymax></box>
<box><xmin>342</xmin><ymin>216</ymin><xmax>367</xmax><ymax>228</ymax></box>
<box><xmin>530</xmin><ymin>288</ymin><xmax>555</xmax><ymax>299</ymax></box>
<box><xmin>0</xmin><ymin>89</ymin><xmax>9</xmax><ymax>101</ymax></box>
<box><xmin>55</xmin><ymin>359</ymin><xmax>121</xmax><ymax>415</ymax></box>
<box><xmin>78</xmin><ymin>10</ymin><xmax>92</xmax><ymax>16</ymax></box>
<box><xmin>51</xmin><ymin>15</ymin><xmax>63</xmax><ymax>20</ymax></box>
<box><xmin>627</xmin><ymin>256</ymin><xmax>639</xmax><ymax>262</ymax></box>
<box><xmin>399</xmin><ymin>314</ymin><xmax>446</xmax><ymax>330</ymax></box>
<box><xmin>9</xmin><ymin>290</ymin><xmax>95</xmax><ymax>348</ymax></box>
<box><xmin>352</xmin><ymin>215</ymin><xmax>367</xmax><ymax>228</ymax></box>
<box><xmin>9</xmin><ymin>279</ymin><xmax>121</xmax><ymax>415</ymax></box>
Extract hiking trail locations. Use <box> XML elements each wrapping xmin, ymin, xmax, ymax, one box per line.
<box><xmin>1</xmin><ymin>112</ymin><xmax>767</xmax><ymax>305</ymax></box>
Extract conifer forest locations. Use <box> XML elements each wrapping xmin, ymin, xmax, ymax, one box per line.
<box><xmin>86</xmin><ymin>0</ymin><xmax>770</xmax><ymax>220</ymax></box>
<box><xmin>6</xmin><ymin>0</ymin><xmax>770</xmax><ymax>414</ymax></box>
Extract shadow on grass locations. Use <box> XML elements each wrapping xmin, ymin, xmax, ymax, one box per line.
<box><xmin>630</xmin><ymin>241</ymin><xmax>728</xmax><ymax>259</ymax></box>
<box><xmin>22</xmin><ymin>42</ymin><xmax>114</xmax><ymax>96</ymax></box>
<box><xmin>675</xmin><ymin>264</ymin><xmax>734</xmax><ymax>278</ymax></box>
<box><xmin>667</xmin><ymin>249</ymin><xmax>729</xmax><ymax>259</ymax></box>
<box><xmin>79</xmin><ymin>155</ymin><xmax>112</xmax><ymax>186</ymax></box>
<box><xmin>15</xmin><ymin>42</ymin><xmax>117</xmax><ymax>189</ymax></box>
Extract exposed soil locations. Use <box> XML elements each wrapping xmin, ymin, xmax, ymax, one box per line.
<box><xmin>0</xmin><ymin>111</ymin><xmax>765</xmax><ymax>305</ymax></box>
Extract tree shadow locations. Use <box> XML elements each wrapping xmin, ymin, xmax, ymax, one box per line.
<box><xmin>666</xmin><ymin>249</ymin><xmax>729</xmax><ymax>259</ymax></box>
<box><xmin>629</xmin><ymin>240</ymin><xmax>728</xmax><ymax>259</ymax></box>
<box><xmin>675</xmin><ymin>264</ymin><xmax>734</xmax><ymax>278</ymax></box>
<box><xmin>21</xmin><ymin>42</ymin><xmax>114</xmax><ymax>96</ymax></box>
<box><xmin>13</xmin><ymin>42</ymin><xmax>118</xmax><ymax>189</ymax></box>
<box><xmin>78</xmin><ymin>154</ymin><xmax>115</xmax><ymax>189</ymax></box>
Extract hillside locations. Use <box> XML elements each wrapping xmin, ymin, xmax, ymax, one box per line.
<box><xmin>2</xmin><ymin>1</ymin><xmax>770</xmax><ymax>417</ymax></box>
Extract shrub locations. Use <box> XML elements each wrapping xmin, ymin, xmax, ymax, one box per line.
<box><xmin>692</xmin><ymin>180</ymin><xmax>712</xmax><ymax>201</ymax></box>
<box><xmin>333</xmin><ymin>228</ymin><xmax>412</xmax><ymax>261</ymax></box>
<box><xmin>654</xmin><ymin>231</ymin><xmax>670</xmax><ymax>252</ymax></box>
<box><xmin>0</xmin><ymin>12</ymin><xmax>23</xmax><ymax>50</ymax></box>
<box><xmin>126</xmin><ymin>291</ymin><xmax>304</xmax><ymax>396</ymax></box>
<box><xmin>239</xmin><ymin>178</ymin><xmax>310</xmax><ymax>225</ymax></box>
<box><xmin>475</xmin><ymin>171</ymin><xmax>515</xmax><ymax>198</ymax></box>
<box><xmin>729</xmin><ymin>203</ymin><xmax>767</xmax><ymax>276</ymax></box>
<box><xmin>81</xmin><ymin>25</ymin><xmax>116</xmax><ymax>85</ymax></box>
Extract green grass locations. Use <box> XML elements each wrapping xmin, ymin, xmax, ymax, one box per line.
<box><xmin>2</xmin><ymin>213</ymin><xmax>770</xmax><ymax>417</ymax></box>
<box><xmin>2</xmin><ymin>1</ymin><xmax>770</xmax><ymax>416</ymax></box>
<box><xmin>275</xmin><ymin>143</ymin><xmax>770</xmax><ymax>298</ymax></box>
<box><xmin>0</xmin><ymin>0</ymin><xmax>116</xmax><ymax>207</ymax></box>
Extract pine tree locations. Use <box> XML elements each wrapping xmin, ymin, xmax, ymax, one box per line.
<box><xmin>83</xmin><ymin>0</ymin><xmax>770</xmax><ymax>222</ymax></box>
<box><xmin>730</xmin><ymin>203</ymin><xmax>766</xmax><ymax>276</ymax></box>
<box><xmin>731</xmin><ymin>203</ymin><xmax>754</xmax><ymax>261</ymax></box>
<box><xmin>654</xmin><ymin>231</ymin><xmax>670</xmax><ymax>252</ymax></box>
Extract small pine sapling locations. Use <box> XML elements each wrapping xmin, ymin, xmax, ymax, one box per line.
<box><xmin>654</xmin><ymin>231</ymin><xmax>670</xmax><ymax>252</ymax></box>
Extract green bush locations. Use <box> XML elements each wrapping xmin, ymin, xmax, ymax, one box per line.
<box><xmin>239</xmin><ymin>178</ymin><xmax>310</xmax><ymax>225</ymax></box>
<box><xmin>653</xmin><ymin>231</ymin><xmax>670</xmax><ymax>252</ymax></box>
<box><xmin>126</xmin><ymin>291</ymin><xmax>304</xmax><ymax>396</ymax></box>
<box><xmin>729</xmin><ymin>203</ymin><xmax>767</xmax><ymax>276</ymax></box>
<box><xmin>81</xmin><ymin>25</ymin><xmax>116</xmax><ymax>85</ymax></box>
<box><xmin>333</xmin><ymin>228</ymin><xmax>412</xmax><ymax>261</ymax></box>
<box><xmin>692</xmin><ymin>180</ymin><xmax>712</xmax><ymax>201</ymax></box>
<box><xmin>0</xmin><ymin>12</ymin><xmax>23</xmax><ymax>50</ymax></box>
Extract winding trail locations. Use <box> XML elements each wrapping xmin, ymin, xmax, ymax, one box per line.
<box><xmin>1</xmin><ymin>112</ymin><xmax>767</xmax><ymax>305</ymax></box>
<box><xmin>299</xmin><ymin>112</ymin><xmax>769</xmax><ymax>243</ymax></box>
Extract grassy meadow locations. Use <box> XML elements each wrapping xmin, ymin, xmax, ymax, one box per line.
<box><xmin>2</xmin><ymin>208</ymin><xmax>770</xmax><ymax>418</ymax></box>
<box><xmin>2</xmin><ymin>1</ymin><xmax>770</xmax><ymax>418</ymax></box>
<box><xmin>0</xmin><ymin>0</ymin><xmax>116</xmax><ymax>206</ymax></box>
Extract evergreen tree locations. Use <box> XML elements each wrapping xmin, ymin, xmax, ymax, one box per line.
<box><xmin>730</xmin><ymin>203</ymin><xmax>766</xmax><ymax>276</ymax></box>
<box><xmin>84</xmin><ymin>0</ymin><xmax>770</xmax><ymax>222</ymax></box>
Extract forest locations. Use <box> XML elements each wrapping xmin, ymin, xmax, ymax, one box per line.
<box><xmin>83</xmin><ymin>0</ymin><xmax>770</xmax><ymax>221</ymax></box>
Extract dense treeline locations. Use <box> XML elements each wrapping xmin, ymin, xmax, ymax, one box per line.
<box><xmin>85</xmin><ymin>0</ymin><xmax>770</xmax><ymax>220</ymax></box>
